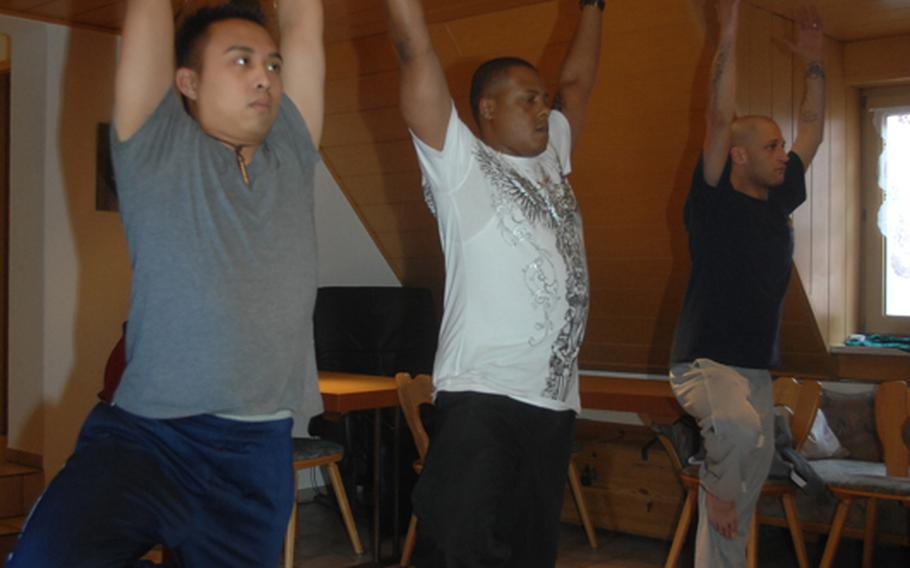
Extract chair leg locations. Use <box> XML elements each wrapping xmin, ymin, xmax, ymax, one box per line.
<box><xmin>326</xmin><ymin>462</ymin><xmax>364</xmax><ymax>555</ymax></box>
<box><xmin>747</xmin><ymin>513</ymin><xmax>758</xmax><ymax>568</ymax></box>
<box><xmin>401</xmin><ymin>514</ymin><xmax>418</xmax><ymax>567</ymax></box>
<box><xmin>284</xmin><ymin>496</ymin><xmax>297</xmax><ymax>568</ymax></box>
<box><xmin>567</xmin><ymin>459</ymin><xmax>598</xmax><ymax>549</ymax></box>
<box><xmin>665</xmin><ymin>488</ymin><xmax>696</xmax><ymax>568</ymax></box>
<box><xmin>820</xmin><ymin>497</ymin><xmax>853</xmax><ymax>568</ymax></box>
<box><xmin>862</xmin><ymin>498</ymin><xmax>878</xmax><ymax>568</ymax></box>
<box><xmin>781</xmin><ymin>493</ymin><xmax>809</xmax><ymax>568</ymax></box>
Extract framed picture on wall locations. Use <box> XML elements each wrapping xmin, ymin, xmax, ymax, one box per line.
<box><xmin>95</xmin><ymin>122</ymin><xmax>118</xmax><ymax>212</ymax></box>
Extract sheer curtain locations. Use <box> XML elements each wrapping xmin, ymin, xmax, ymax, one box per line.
<box><xmin>872</xmin><ymin>107</ymin><xmax>910</xmax><ymax>316</ymax></box>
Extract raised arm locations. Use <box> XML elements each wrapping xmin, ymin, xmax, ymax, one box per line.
<box><xmin>788</xmin><ymin>7</ymin><xmax>826</xmax><ymax>168</ymax></box>
<box><xmin>279</xmin><ymin>0</ymin><xmax>326</xmax><ymax>146</ymax></box>
<box><xmin>113</xmin><ymin>0</ymin><xmax>175</xmax><ymax>142</ymax></box>
<box><xmin>553</xmin><ymin>0</ymin><xmax>605</xmax><ymax>149</ymax></box>
<box><xmin>702</xmin><ymin>0</ymin><xmax>740</xmax><ymax>187</ymax></box>
<box><xmin>385</xmin><ymin>0</ymin><xmax>453</xmax><ymax>151</ymax></box>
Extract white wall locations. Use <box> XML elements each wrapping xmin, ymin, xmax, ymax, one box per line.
<box><xmin>315</xmin><ymin>162</ymin><xmax>399</xmax><ymax>286</ymax></box>
<box><xmin>41</xmin><ymin>23</ymin><xmax>130</xmax><ymax>481</ymax></box>
<box><xmin>2</xmin><ymin>16</ymin><xmax>398</xmax><ymax>480</ymax></box>
<box><xmin>3</xmin><ymin>15</ymin><xmax>48</xmax><ymax>468</ymax></box>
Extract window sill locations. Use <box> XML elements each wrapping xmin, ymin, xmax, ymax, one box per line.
<box><xmin>830</xmin><ymin>344</ymin><xmax>910</xmax><ymax>356</ymax></box>
<box><xmin>830</xmin><ymin>344</ymin><xmax>910</xmax><ymax>382</ymax></box>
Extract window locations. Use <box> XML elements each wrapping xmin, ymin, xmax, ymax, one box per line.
<box><xmin>861</xmin><ymin>86</ymin><xmax>910</xmax><ymax>334</ymax></box>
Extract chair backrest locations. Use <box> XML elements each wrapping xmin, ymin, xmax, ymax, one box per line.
<box><xmin>875</xmin><ymin>381</ymin><xmax>910</xmax><ymax>478</ymax></box>
<box><xmin>396</xmin><ymin>373</ymin><xmax>434</xmax><ymax>463</ymax></box>
<box><xmin>773</xmin><ymin>377</ymin><xmax>822</xmax><ymax>452</ymax></box>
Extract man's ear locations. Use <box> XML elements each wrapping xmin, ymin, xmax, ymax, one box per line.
<box><xmin>730</xmin><ymin>146</ymin><xmax>748</xmax><ymax>166</ymax></box>
<box><xmin>175</xmin><ymin>67</ymin><xmax>199</xmax><ymax>100</ymax></box>
<box><xmin>479</xmin><ymin>97</ymin><xmax>496</xmax><ymax>121</ymax></box>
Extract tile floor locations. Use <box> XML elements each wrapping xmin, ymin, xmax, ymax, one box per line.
<box><xmin>290</xmin><ymin>494</ymin><xmax>909</xmax><ymax>567</ymax></box>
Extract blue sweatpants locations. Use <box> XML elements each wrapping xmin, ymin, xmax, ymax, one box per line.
<box><xmin>7</xmin><ymin>403</ymin><xmax>294</xmax><ymax>567</ymax></box>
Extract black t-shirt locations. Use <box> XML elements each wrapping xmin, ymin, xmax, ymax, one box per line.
<box><xmin>670</xmin><ymin>152</ymin><xmax>806</xmax><ymax>369</ymax></box>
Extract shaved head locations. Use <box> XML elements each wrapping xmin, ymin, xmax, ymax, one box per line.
<box><xmin>728</xmin><ymin>115</ymin><xmax>789</xmax><ymax>192</ymax></box>
<box><xmin>731</xmin><ymin>115</ymin><xmax>779</xmax><ymax>148</ymax></box>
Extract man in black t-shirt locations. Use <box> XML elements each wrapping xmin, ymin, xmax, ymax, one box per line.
<box><xmin>668</xmin><ymin>2</ymin><xmax>825</xmax><ymax>566</ymax></box>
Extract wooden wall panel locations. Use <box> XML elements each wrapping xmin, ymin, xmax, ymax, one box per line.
<box><xmin>750</xmin><ymin>0</ymin><xmax>910</xmax><ymax>43</ymax></box>
<box><xmin>844</xmin><ymin>35</ymin><xmax>910</xmax><ymax>85</ymax></box>
<box><xmin>825</xmin><ymin>41</ymin><xmax>849</xmax><ymax>344</ymax></box>
<box><xmin>843</xmin><ymin>87</ymin><xmax>861</xmax><ymax>338</ymax></box>
<box><xmin>787</xmin><ymin>33</ymin><xmax>909</xmax><ymax>349</ymax></box>
<box><xmin>1</xmin><ymin>70</ymin><xmax>8</xmax><ymax>434</ymax></box>
<box><xmin>4</xmin><ymin>0</ymin><xmax>910</xmax><ymax>43</ymax></box>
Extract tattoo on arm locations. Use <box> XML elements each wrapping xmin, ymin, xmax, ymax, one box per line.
<box><xmin>806</xmin><ymin>62</ymin><xmax>826</xmax><ymax>79</ymax></box>
<box><xmin>711</xmin><ymin>46</ymin><xmax>730</xmax><ymax>91</ymax></box>
<box><xmin>394</xmin><ymin>39</ymin><xmax>413</xmax><ymax>64</ymax></box>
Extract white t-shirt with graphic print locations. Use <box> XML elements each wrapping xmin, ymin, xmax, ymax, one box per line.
<box><xmin>412</xmin><ymin>105</ymin><xmax>589</xmax><ymax>413</ymax></box>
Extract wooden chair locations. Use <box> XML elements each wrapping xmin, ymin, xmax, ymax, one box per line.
<box><xmin>283</xmin><ymin>438</ymin><xmax>364</xmax><ymax>568</ymax></box>
<box><xmin>820</xmin><ymin>380</ymin><xmax>910</xmax><ymax>568</ymax></box>
<box><xmin>396</xmin><ymin>373</ymin><xmax>434</xmax><ymax>567</ymax></box>
<box><xmin>395</xmin><ymin>373</ymin><xmax>598</xmax><ymax>568</ymax></box>
<box><xmin>656</xmin><ymin>377</ymin><xmax>821</xmax><ymax>568</ymax></box>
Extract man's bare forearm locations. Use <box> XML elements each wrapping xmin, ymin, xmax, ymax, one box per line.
<box><xmin>554</xmin><ymin>5</ymin><xmax>604</xmax><ymax>113</ymax></box>
<box><xmin>797</xmin><ymin>60</ymin><xmax>826</xmax><ymax>150</ymax></box>
<box><xmin>707</xmin><ymin>32</ymin><xmax>737</xmax><ymax>129</ymax></box>
<box><xmin>702</xmin><ymin>0</ymin><xmax>740</xmax><ymax>185</ymax></box>
<box><xmin>384</xmin><ymin>0</ymin><xmax>451</xmax><ymax>150</ymax></box>
<box><xmin>278</xmin><ymin>0</ymin><xmax>324</xmax><ymax>42</ymax></box>
<box><xmin>706</xmin><ymin>0</ymin><xmax>740</xmax><ymax>130</ymax></box>
<box><xmin>114</xmin><ymin>0</ymin><xmax>175</xmax><ymax>141</ymax></box>
<box><xmin>277</xmin><ymin>0</ymin><xmax>326</xmax><ymax>146</ymax></box>
<box><xmin>790</xmin><ymin>7</ymin><xmax>826</xmax><ymax>166</ymax></box>
<box><xmin>386</xmin><ymin>0</ymin><xmax>436</xmax><ymax>65</ymax></box>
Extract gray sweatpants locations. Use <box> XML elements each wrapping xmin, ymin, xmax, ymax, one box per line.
<box><xmin>670</xmin><ymin>358</ymin><xmax>775</xmax><ymax>568</ymax></box>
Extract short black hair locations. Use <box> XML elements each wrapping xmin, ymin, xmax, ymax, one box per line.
<box><xmin>175</xmin><ymin>0</ymin><xmax>268</xmax><ymax>70</ymax></box>
<box><xmin>469</xmin><ymin>57</ymin><xmax>536</xmax><ymax>124</ymax></box>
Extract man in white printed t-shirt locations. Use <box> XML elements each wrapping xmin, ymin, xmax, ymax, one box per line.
<box><xmin>384</xmin><ymin>0</ymin><xmax>608</xmax><ymax>565</ymax></box>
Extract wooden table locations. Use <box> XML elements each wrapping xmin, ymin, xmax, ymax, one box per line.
<box><xmin>319</xmin><ymin>371</ymin><xmax>401</xmax><ymax>566</ymax></box>
<box><xmin>320</xmin><ymin>371</ymin><xmax>399</xmax><ymax>414</ymax></box>
<box><xmin>578</xmin><ymin>375</ymin><xmax>682</xmax><ymax>420</ymax></box>
<box><xmin>320</xmin><ymin>372</ymin><xmax>681</xmax><ymax>417</ymax></box>
<box><xmin>318</xmin><ymin>372</ymin><xmax>682</xmax><ymax>564</ymax></box>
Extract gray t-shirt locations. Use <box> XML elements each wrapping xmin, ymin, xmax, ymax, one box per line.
<box><xmin>110</xmin><ymin>89</ymin><xmax>323</xmax><ymax>424</ymax></box>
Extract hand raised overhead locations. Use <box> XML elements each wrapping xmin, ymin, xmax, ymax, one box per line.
<box><xmin>782</xmin><ymin>5</ymin><xmax>824</xmax><ymax>64</ymax></box>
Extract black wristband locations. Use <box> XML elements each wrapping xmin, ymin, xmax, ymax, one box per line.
<box><xmin>580</xmin><ymin>0</ymin><xmax>605</xmax><ymax>11</ymax></box>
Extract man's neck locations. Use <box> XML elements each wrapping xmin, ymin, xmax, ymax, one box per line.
<box><xmin>209</xmin><ymin>137</ymin><xmax>260</xmax><ymax>186</ymax></box>
<box><xmin>216</xmin><ymin>141</ymin><xmax>259</xmax><ymax>165</ymax></box>
<box><xmin>186</xmin><ymin>104</ymin><xmax>261</xmax><ymax>164</ymax></box>
<box><xmin>730</xmin><ymin>168</ymin><xmax>769</xmax><ymax>201</ymax></box>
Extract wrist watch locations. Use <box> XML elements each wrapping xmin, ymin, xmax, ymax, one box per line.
<box><xmin>580</xmin><ymin>0</ymin><xmax>606</xmax><ymax>11</ymax></box>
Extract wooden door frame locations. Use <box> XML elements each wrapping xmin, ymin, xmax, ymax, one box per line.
<box><xmin>1</xmin><ymin>68</ymin><xmax>9</xmax><ymax>436</ymax></box>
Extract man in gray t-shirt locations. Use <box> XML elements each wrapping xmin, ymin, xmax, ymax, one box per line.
<box><xmin>7</xmin><ymin>2</ymin><xmax>326</xmax><ymax>566</ymax></box>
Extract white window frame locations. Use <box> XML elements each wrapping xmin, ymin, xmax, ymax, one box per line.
<box><xmin>861</xmin><ymin>86</ymin><xmax>910</xmax><ymax>335</ymax></box>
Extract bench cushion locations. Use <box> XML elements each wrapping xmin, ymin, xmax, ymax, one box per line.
<box><xmin>813</xmin><ymin>459</ymin><xmax>910</xmax><ymax>496</ymax></box>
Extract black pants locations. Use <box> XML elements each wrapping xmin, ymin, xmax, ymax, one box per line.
<box><xmin>412</xmin><ymin>391</ymin><xmax>575</xmax><ymax>568</ymax></box>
